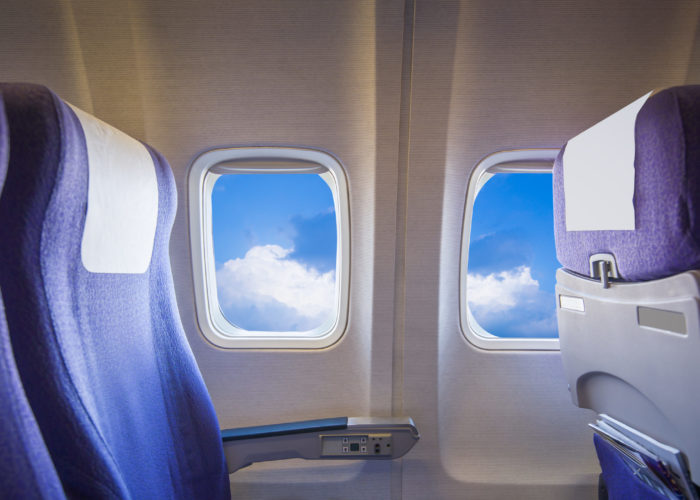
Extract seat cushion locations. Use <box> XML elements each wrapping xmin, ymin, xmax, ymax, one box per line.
<box><xmin>553</xmin><ymin>86</ymin><xmax>700</xmax><ymax>281</ymax></box>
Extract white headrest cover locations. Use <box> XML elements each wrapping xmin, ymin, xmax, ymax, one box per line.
<box><xmin>563</xmin><ymin>91</ymin><xmax>653</xmax><ymax>231</ymax></box>
<box><xmin>70</xmin><ymin>104</ymin><xmax>158</xmax><ymax>274</ymax></box>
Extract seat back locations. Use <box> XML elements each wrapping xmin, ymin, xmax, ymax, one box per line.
<box><xmin>0</xmin><ymin>88</ymin><xmax>65</xmax><ymax>500</ymax></box>
<box><xmin>553</xmin><ymin>86</ymin><xmax>700</xmax><ymax>484</ymax></box>
<box><xmin>0</xmin><ymin>83</ymin><xmax>229</xmax><ymax>499</ymax></box>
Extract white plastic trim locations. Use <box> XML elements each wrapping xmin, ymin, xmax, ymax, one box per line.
<box><xmin>563</xmin><ymin>91</ymin><xmax>653</xmax><ymax>231</ymax></box>
<box><xmin>70</xmin><ymin>104</ymin><xmax>158</xmax><ymax>274</ymax></box>
<box><xmin>188</xmin><ymin>147</ymin><xmax>350</xmax><ymax>349</ymax></box>
<box><xmin>460</xmin><ymin>149</ymin><xmax>561</xmax><ymax>351</ymax></box>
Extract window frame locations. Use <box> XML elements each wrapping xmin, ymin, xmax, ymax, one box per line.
<box><xmin>188</xmin><ymin>146</ymin><xmax>350</xmax><ymax>349</ymax></box>
<box><xmin>460</xmin><ymin>149</ymin><xmax>561</xmax><ymax>351</ymax></box>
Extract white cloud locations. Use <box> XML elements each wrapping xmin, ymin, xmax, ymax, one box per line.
<box><xmin>216</xmin><ymin>245</ymin><xmax>336</xmax><ymax>331</ymax></box>
<box><xmin>467</xmin><ymin>265</ymin><xmax>557</xmax><ymax>338</ymax></box>
<box><xmin>467</xmin><ymin>266</ymin><xmax>539</xmax><ymax>315</ymax></box>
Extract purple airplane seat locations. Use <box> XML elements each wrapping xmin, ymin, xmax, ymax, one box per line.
<box><xmin>0</xmin><ymin>87</ymin><xmax>66</xmax><ymax>500</ymax></box>
<box><xmin>554</xmin><ymin>86</ymin><xmax>700</xmax><ymax>498</ymax></box>
<box><xmin>0</xmin><ymin>83</ymin><xmax>230</xmax><ymax>499</ymax></box>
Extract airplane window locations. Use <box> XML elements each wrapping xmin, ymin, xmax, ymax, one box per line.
<box><xmin>466</xmin><ymin>172</ymin><xmax>558</xmax><ymax>340</ymax></box>
<box><xmin>211</xmin><ymin>173</ymin><xmax>337</xmax><ymax>333</ymax></box>
<box><xmin>188</xmin><ymin>147</ymin><xmax>349</xmax><ymax>349</ymax></box>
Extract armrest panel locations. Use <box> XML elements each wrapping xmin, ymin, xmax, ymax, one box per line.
<box><xmin>222</xmin><ymin>416</ymin><xmax>419</xmax><ymax>473</ymax></box>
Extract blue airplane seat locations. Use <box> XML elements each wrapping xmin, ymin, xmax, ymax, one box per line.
<box><xmin>553</xmin><ymin>86</ymin><xmax>700</xmax><ymax>498</ymax></box>
<box><xmin>0</xmin><ymin>83</ymin><xmax>230</xmax><ymax>499</ymax></box>
<box><xmin>0</xmin><ymin>88</ymin><xmax>66</xmax><ymax>499</ymax></box>
<box><xmin>0</xmin><ymin>297</ymin><xmax>65</xmax><ymax>500</ymax></box>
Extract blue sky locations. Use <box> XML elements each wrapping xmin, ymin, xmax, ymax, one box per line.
<box><xmin>467</xmin><ymin>173</ymin><xmax>559</xmax><ymax>338</ymax></box>
<box><xmin>211</xmin><ymin>171</ymin><xmax>557</xmax><ymax>338</ymax></box>
<box><xmin>212</xmin><ymin>174</ymin><xmax>337</xmax><ymax>332</ymax></box>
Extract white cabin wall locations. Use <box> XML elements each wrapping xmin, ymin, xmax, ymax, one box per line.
<box><xmin>0</xmin><ymin>1</ymin><xmax>93</xmax><ymax>111</ymax></box>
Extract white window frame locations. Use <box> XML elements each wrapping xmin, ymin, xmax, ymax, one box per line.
<box><xmin>460</xmin><ymin>149</ymin><xmax>561</xmax><ymax>351</ymax></box>
<box><xmin>188</xmin><ymin>147</ymin><xmax>350</xmax><ymax>349</ymax></box>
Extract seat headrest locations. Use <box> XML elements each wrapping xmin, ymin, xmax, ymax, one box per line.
<box><xmin>0</xmin><ymin>83</ymin><xmax>163</xmax><ymax>275</ymax></box>
<box><xmin>553</xmin><ymin>85</ymin><xmax>700</xmax><ymax>281</ymax></box>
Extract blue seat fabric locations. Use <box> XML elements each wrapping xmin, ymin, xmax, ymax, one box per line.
<box><xmin>0</xmin><ymin>83</ymin><xmax>229</xmax><ymax>499</ymax></box>
<box><xmin>594</xmin><ymin>434</ymin><xmax>668</xmax><ymax>500</ymax></box>
<box><xmin>0</xmin><ymin>89</ymin><xmax>65</xmax><ymax>500</ymax></box>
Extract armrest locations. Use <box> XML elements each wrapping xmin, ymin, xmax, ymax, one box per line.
<box><xmin>222</xmin><ymin>416</ymin><xmax>419</xmax><ymax>473</ymax></box>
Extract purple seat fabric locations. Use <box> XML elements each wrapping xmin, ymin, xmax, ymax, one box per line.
<box><xmin>0</xmin><ymin>83</ymin><xmax>229</xmax><ymax>499</ymax></box>
<box><xmin>553</xmin><ymin>86</ymin><xmax>700</xmax><ymax>281</ymax></box>
<box><xmin>593</xmin><ymin>434</ymin><xmax>667</xmax><ymax>500</ymax></box>
<box><xmin>0</xmin><ymin>91</ymin><xmax>65</xmax><ymax>499</ymax></box>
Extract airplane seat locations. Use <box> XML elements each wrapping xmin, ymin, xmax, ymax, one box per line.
<box><xmin>553</xmin><ymin>86</ymin><xmax>700</xmax><ymax>498</ymax></box>
<box><xmin>0</xmin><ymin>89</ymin><xmax>66</xmax><ymax>499</ymax></box>
<box><xmin>0</xmin><ymin>83</ymin><xmax>230</xmax><ymax>499</ymax></box>
<box><xmin>0</xmin><ymin>83</ymin><xmax>420</xmax><ymax>497</ymax></box>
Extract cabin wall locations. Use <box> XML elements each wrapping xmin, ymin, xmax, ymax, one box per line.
<box><xmin>1</xmin><ymin>1</ymin><xmax>699</xmax><ymax>498</ymax></box>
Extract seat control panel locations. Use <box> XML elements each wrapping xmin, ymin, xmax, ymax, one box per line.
<box><xmin>321</xmin><ymin>433</ymin><xmax>393</xmax><ymax>457</ymax></box>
